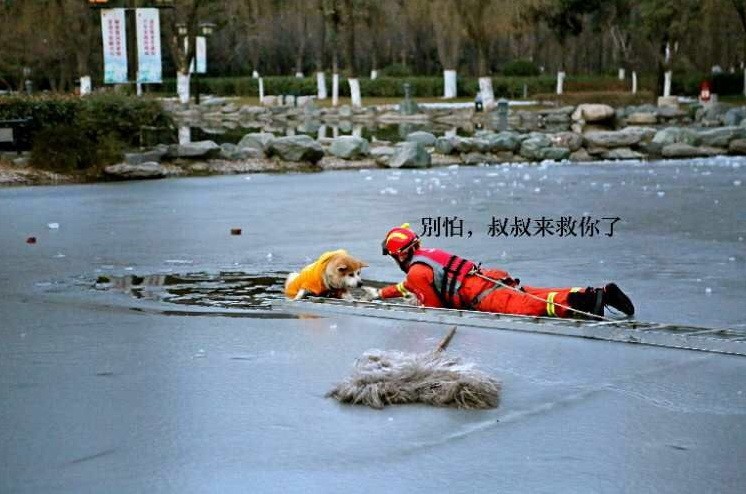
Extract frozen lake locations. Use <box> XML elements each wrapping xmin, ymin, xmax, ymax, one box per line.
<box><xmin>1</xmin><ymin>157</ymin><xmax>745</xmax><ymax>492</ymax></box>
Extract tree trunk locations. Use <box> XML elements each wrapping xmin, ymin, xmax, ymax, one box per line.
<box><xmin>443</xmin><ymin>70</ymin><xmax>457</xmax><ymax>99</ymax></box>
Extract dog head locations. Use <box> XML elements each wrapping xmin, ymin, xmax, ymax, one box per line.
<box><xmin>324</xmin><ymin>253</ymin><xmax>368</xmax><ymax>290</ymax></box>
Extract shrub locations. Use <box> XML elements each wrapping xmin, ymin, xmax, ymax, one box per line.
<box><xmin>30</xmin><ymin>125</ymin><xmax>96</xmax><ymax>172</ymax></box>
<box><xmin>502</xmin><ymin>59</ymin><xmax>541</xmax><ymax>77</ymax></box>
<box><xmin>380</xmin><ymin>64</ymin><xmax>414</xmax><ymax>77</ymax></box>
<box><xmin>1</xmin><ymin>93</ymin><xmax>173</xmax><ymax>171</ymax></box>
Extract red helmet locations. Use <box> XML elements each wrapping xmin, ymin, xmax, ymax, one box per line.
<box><xmin>382</xmin><ymin>223</ymin><xmax>419</xmax><ymax>256</ymax></box>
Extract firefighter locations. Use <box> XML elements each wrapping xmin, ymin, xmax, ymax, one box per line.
<box><xmin>362</xmin><ymin>224</ymin><xmax>635</xmax><ymax>319</ymax></box>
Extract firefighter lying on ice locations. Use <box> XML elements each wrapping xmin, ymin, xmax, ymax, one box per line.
<box><xmin>362</xmin><ymin>224</ymin><xmax>635</xmax><ymax>319</ymax></box>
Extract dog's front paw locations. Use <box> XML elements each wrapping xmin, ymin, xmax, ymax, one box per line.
<box><xmin>359</xmin><ymin>286</ymin><xmax>381</xmax><ymax>301</ymax></box>
<box><xmin>340</xmin><ymin>291</ymin><xmax>355</xmax><ymax>301</ymax></box>
<box><xmin>293</xmin><ymin>289</ymin><xmax>308</xmax><ymax>300</ymax></box>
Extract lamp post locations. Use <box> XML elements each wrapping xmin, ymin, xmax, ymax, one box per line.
<box><xmin>176</xmin><ymin>21</ymin><xmax>214</xmax><ymax>104</ymax></box>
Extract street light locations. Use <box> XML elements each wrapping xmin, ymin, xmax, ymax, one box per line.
<box><xmin>199</xmin><ymin>22</ymin><xmax>216</xmax><ymax>37</ymax></box>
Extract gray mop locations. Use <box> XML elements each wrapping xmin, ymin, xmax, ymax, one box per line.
<box><xmin>327</xmin><ymin>327</ymin><xmax>501</xmax><ymax>410</ymax></box>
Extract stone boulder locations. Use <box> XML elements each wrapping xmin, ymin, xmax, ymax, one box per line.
<box><xmin>219</xmin><ymin>143</ymin><xmax>263</xmax><ymax>160</ymax></box>
<box><xmin>167</xmin><ymin>140</ymin><xmax>221</xmax><ymax>159</ymax></box>
<box><xmin>697</xmin><ymin>127</ymin><xmax>746</xmax><ymax>148</ymax></box>
<box><xmin>238</xmin><ymin>132</ymin><xmax>275</xmax><ymax>153</ymax></box>
<box><xmin>387</xmin><ymin>142</ymin><xmax>431</xmax><ymax>169</ymax></box>
<box><xmin>461</xmin><ymin>153</ymin><xmax>493</xmax><ymax>165</ymax></box>
<box><xmin>329</xmin><ymin>136</ymin><xmax>370</xmax><ymax>160</ymax></box>
<box><xmin>406</xmin><ymin>131</ymin><xmax>437</xmax><ymax>147</ymax></box>
<box><xmin>266</xmin><ymin>135</ymin><xmax>325</xmax><ymax>163</ymax></box>
<box><xmin>542</xmin><ymin>107</ymin><xmax>574</xmax><ymax>124</ymax></box>
<box><xmin>434</xmin><ymin>137</ymin><xmax>457</xmax><ymax>155</ymax></box>
<box><xmin>454</xmin><ymin>137</ymin><xmax>491</xmax><ymax>154</ymax></box>
<box><xmin>729</xmin><ymin>139</ymin><xmax>746</xmax><ymax>154</ymax></box>
<box><xmin>104</xmin><ymin>162</ymin><xmax>170</xmax><ymax>180</ymax></box>
<box><xmin>371</xmin><ymin>146</ymin><xmax>395</xmax><ymax>166</ymax></box>
<box><xmin>661</xmin><ymin>144</ymin><xmax>714</xmax><ymax>158</ymax></box>
<box><xmin>571</xmin><ymin>104</ymin><xmax>615</xmax><ymax>123</ymax></box>
<box><xmin>569</xmin><ymin>149</ymin><xmax>593</xmax><ymax>162</ymax></box>
<box><xmin>519</xmin><ymin>134</ymin><xmax>553</xmax><ymax>160</ymax></box>
<box><xmin>539</xmin><ymin>147</ymin><xmax>571</xmax><ymax>161</ymax></box>
<box><xmin>619</xmin><ymin>126</ymin><xmax>657</xmax><ymax>143</ymax></box>
<box><xmin>584</xmin><ymin>130</ymin><xmax>641</xmax><ymax>148</ymax></box>
<box><xmin>550</xmin><ymin>132</ymin><xmax>583</xmax><ymax>151</ymax></box>
<box><xmin>603</xmin><ymin>148</ymin><xmax>645</xmax><ymax>160</ymax></box>
<box><xmin>626</xmin><ymin>112</ymin><xmax>658</xmax><ymax>125</ymax></box>
<box><xmin>124</xmin><ymin>146</ymin><xmax>168</xmax><ymax>165</ymax></box>
<box><xmin>656</xmin><ymin>106</ymin><xmax>687</xmax><ymax>119</ymax></box>
<box><xmin>652</xmin><ymin>128</ymin><xmax>701</xmax><ymax>146</ymax></box>
<box><xmin>485</xmin><ymin>132</ymin><xmax>521</xmax><ymax>152</ymax></box>
<box><xmin>724</xmin><ymin>108</ymin><xmax>745</xmax><ymax>127</ymax></box>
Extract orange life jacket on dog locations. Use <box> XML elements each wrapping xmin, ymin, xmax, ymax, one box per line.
<box><xmin>284</xmin><ymin>249</ymin><xmax>347</xmax><ymax>298</ymax></box>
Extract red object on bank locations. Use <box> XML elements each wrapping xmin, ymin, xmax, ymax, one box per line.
<box><xmin>700</xmin><ymin>81</ymin><xmax>712</xmax><ymax>102</ymax></box>
<box><xmin>26</xmin><ymin>237</ymin><xmax>37</xmax><ymax>244</ymax></box>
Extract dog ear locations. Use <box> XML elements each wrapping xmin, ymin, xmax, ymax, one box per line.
<box><xmin>337</xmin><ymin>264</ymin><xmax>348</xmax><ymax>272</ymax></box>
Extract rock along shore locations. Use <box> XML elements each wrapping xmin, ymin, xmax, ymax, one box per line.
<box><xmin>3</xmin><ymin>100</ymin><xmax>745</xmax><ymax>186</ymax></box>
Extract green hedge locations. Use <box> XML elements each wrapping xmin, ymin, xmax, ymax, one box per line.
<box><xmin>157</xmin><ymin>72</ymin><xmax>745</xmax><ymax>98</ymax></box>
<box><xmin>159</xmin><ymin>75</ymin><xmax>559</xmax><ymax>98</ymax></box>
<box><xmin>0</xmin><ymin>93</ymin><xmax>174</xmax><ymax>172</ymax></box>
<box><xmin>502</xmin><ymin>59</ymin><xmax>541</xmax><ymax>77</ymax></box>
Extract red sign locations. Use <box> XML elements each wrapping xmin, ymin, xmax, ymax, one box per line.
<box><xmin>699</xmin><ymin>81</ymin><xmax>711</xmax><ymax>102</ymax></box>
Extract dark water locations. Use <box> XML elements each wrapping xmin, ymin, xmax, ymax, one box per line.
<box><xmin>93</xmin><ymin>271</ymin><xmax>287</xmax><ymax>309</ymax></box>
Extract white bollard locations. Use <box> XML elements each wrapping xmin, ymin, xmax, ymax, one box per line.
<box><xmin>556</xmin><ymin>71</ymin><xmax>565</xmax><ymax>95</ymax></box>
<box><xmin>317</xmin><ymin>72</ymin><xmax>327</xmax><ymax>100</ymax></box>
<box><xmin>618</xmin><ymin>68</ymin><xmax>626</xmax><ymax>80</ymax></box>
<box><xmin>252</xmin><ymin>70</ymin><xmax>259</xmax><ymax>79</ymax></box>
<box><xmin>632</xmin><ymin>71</ymin><xmax>638</xmax><ymax>94</ymax></box>
<box><xmin>370</xmin><ymin>70</ymin><xmax>378</xmax><ymax>80</ymax></box>
<box><xmin>444</xmin><ymin>70</ymin><xmax>457</xmax><ymax>99</ymax></box>
<box><xmin>295</xmin><ymin>72</ymin><xmax>304</xmax><ymax>78</ymax></box>
<box><xmin>258</xmin><ymin>77</ymin><xmax>264</xmax><ymax>104</ymax></box>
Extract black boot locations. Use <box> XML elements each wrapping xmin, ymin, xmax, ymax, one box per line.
<box><xmin>567</xmin><ymin>288</ymin><xmax>604</xmax><ymax>319</ymax></box>
<box><xmin>602</xmin><ymin>283</ymin><xmax>635</xmax><ymax>316</ymax></box>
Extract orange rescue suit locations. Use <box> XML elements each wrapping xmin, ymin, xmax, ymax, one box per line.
<box><xmin>380</xmin><ymin>248</ymin><xmax>590</xmax><ymax>318</ymax></box>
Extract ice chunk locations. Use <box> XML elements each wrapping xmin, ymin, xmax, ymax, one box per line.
<box><xmin>47</xmin><ymin>222</ymin><xmax>59</xmax><ymax>229</ymax></box>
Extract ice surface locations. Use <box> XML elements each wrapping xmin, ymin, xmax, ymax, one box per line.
<box><xmin>1</xmin><ymin>158</ymin><xmax>745</xmax><ymax>492</ymax></box>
